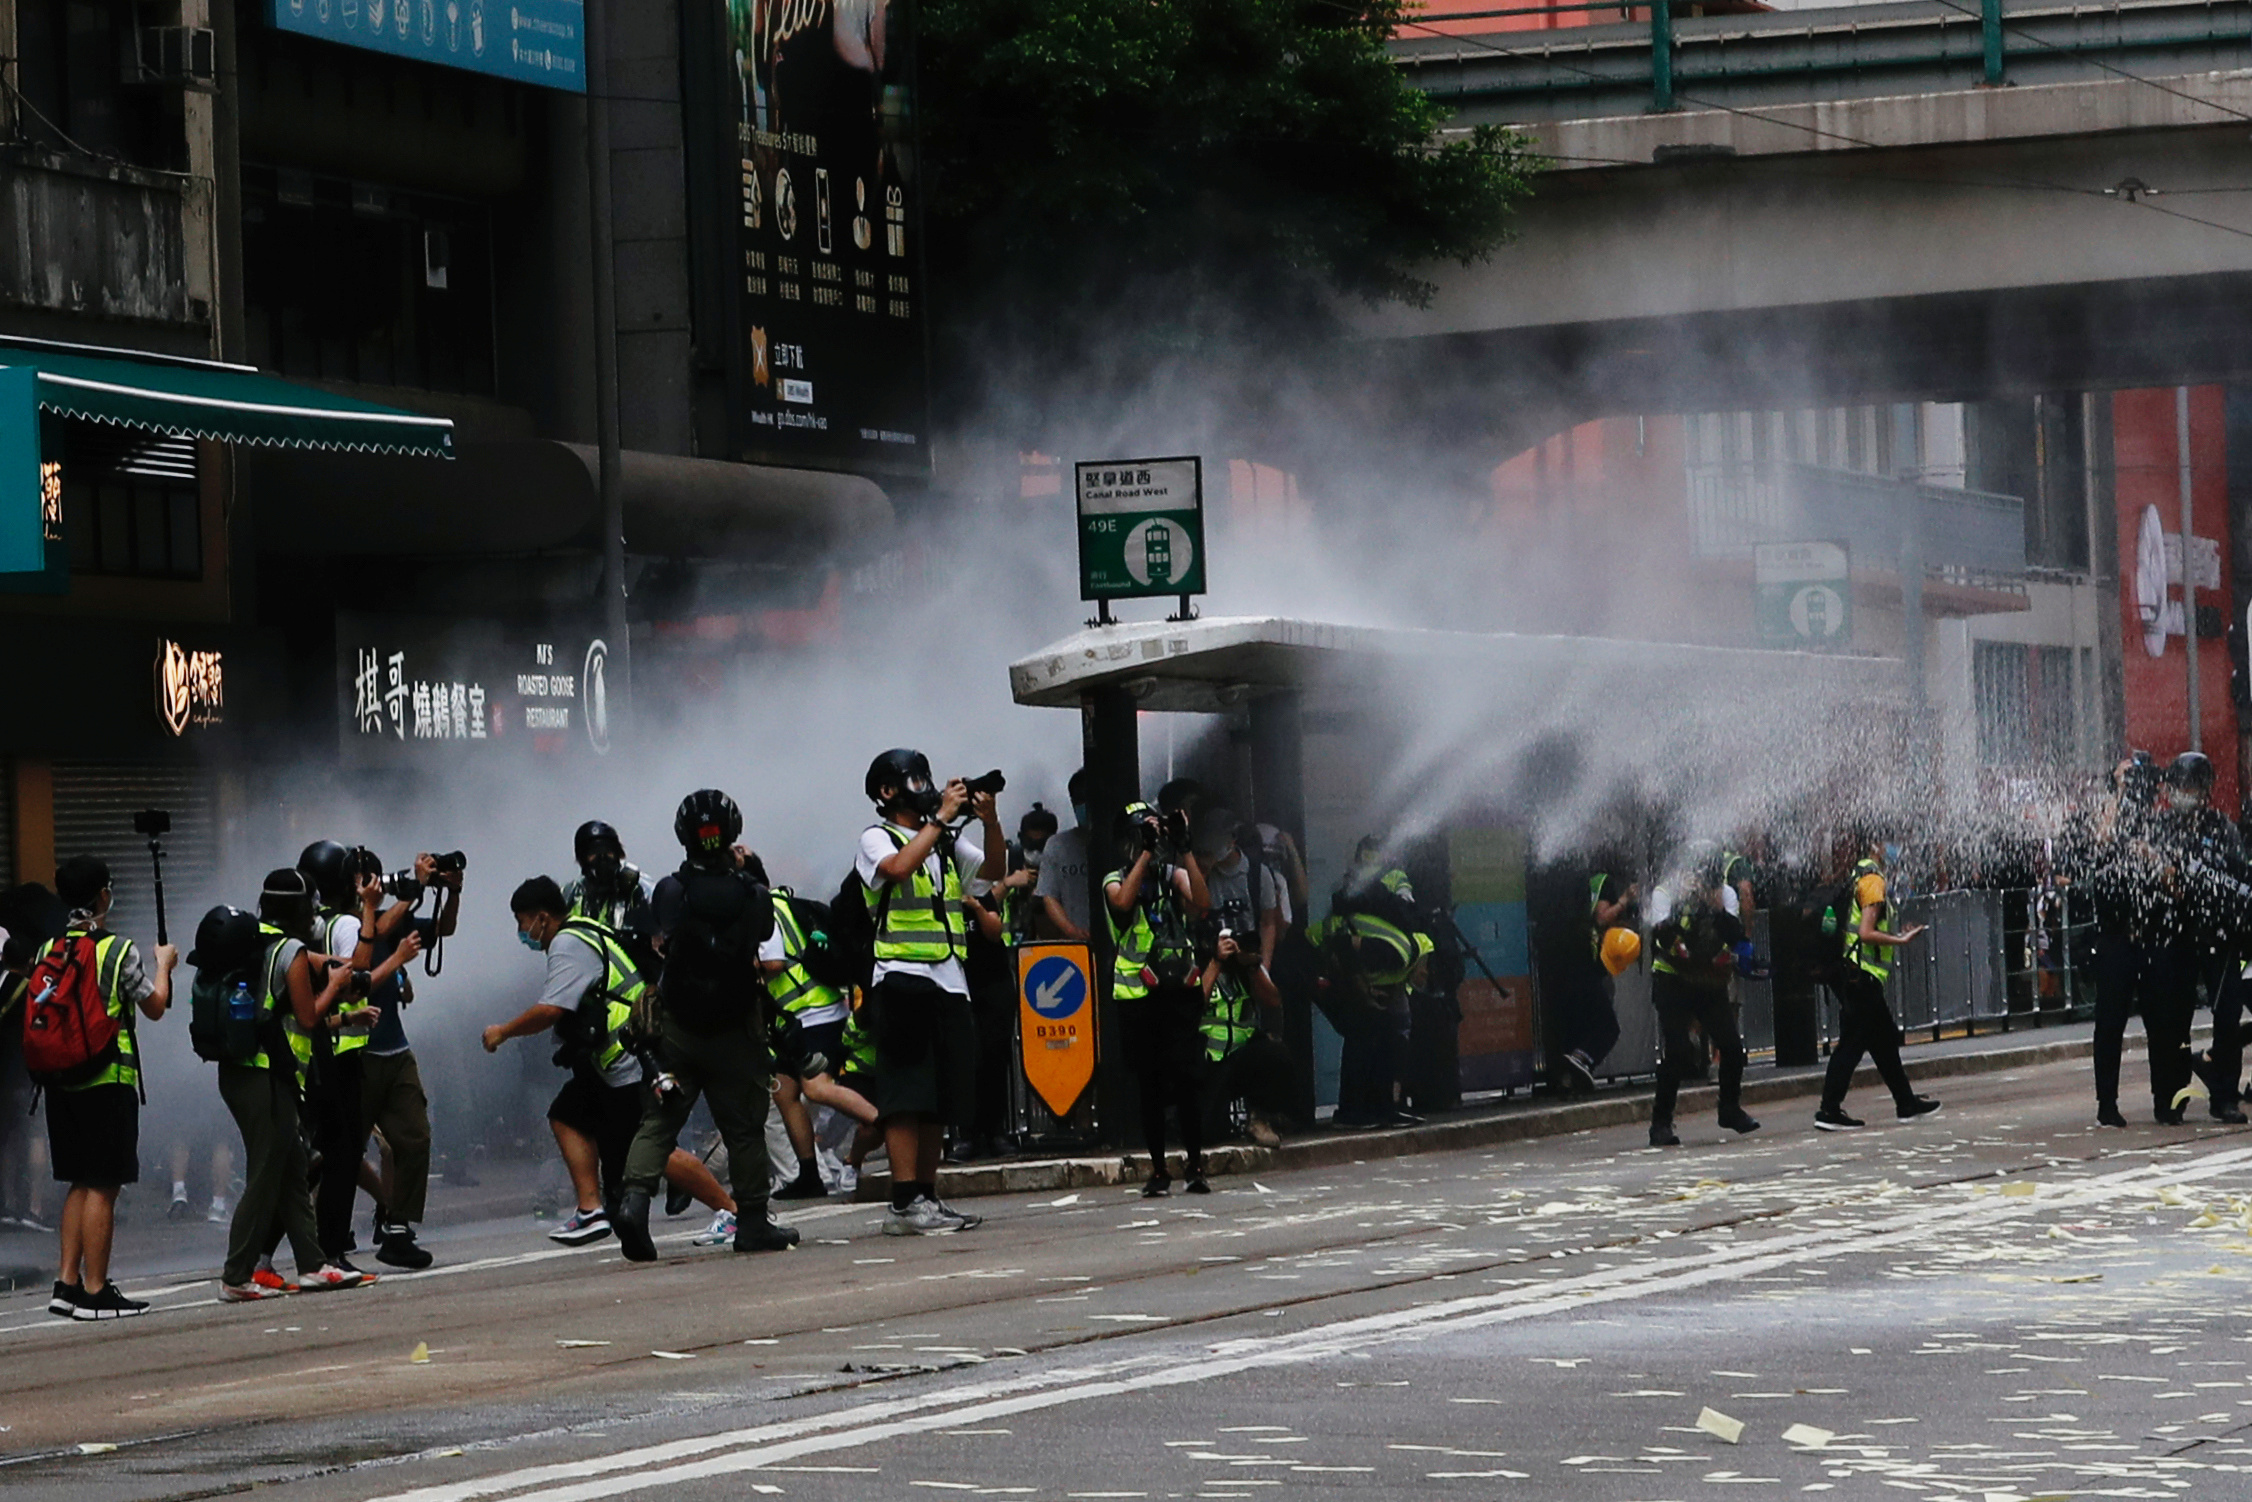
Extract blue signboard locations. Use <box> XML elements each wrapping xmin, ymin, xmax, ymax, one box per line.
<box><xmin>267</xmin><ymin>0</ymin><xmax>585</xmax><ymax>92</ymax></box>
<box><xmin>1024</xmin><ymin>954</ymin><xmax>1089</xmax><ymax>1022</ymax></box>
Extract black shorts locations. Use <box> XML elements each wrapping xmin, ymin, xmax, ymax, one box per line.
<box><xmin>47</xmin><ymin>1082</ymin><xmax>140</xmax><ymax>1186</ymax></box>
<box><xmin>790</xmin><ymin>1019</ymin><xmax>847</xmax><ymax>1081</ymax></box>
<box><xmin>868</xmin><ymin>974</ymin><xmax>975</xmax><ymax>1125</ymax></box>
<box><xmin>547</xmin><ymin>1072</ymin><xmax>643</xmax><ymax>1158</ymax></box>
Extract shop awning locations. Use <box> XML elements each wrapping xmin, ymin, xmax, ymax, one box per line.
<box><xmin>0</xmin><ymin>337</ymin><xmax>454</xmax><ymax>456</ymax></box>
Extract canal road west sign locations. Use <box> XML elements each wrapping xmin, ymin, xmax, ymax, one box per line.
<box><xmin>1077</xmin><ymin>456</ymin><xmax>1205</xmax><ymax>602</ymax></box>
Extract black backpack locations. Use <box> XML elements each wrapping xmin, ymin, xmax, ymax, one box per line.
<box><xmin>823</xmin><ymin>869</ymin><xmax>880</xmax><ymax>992</ymax></box>
<box><xmin>658</xmin><ymin>865</ymin><xmax>773</xmax><ymax>1034</ymax></box>
<box><xmin>188</xmin><ymin>911</ymin><xmax>275</xmax><ymax>1066</ymax></box>
<box><xmin>778</xmin><ymin>888</ymin><xmax>854</xmax><ymax>990</ymax></box>
<box><xmin>1788</xmin><ymin>881</ymin><xmax>1859</xmax><ymax>981</ymax></box>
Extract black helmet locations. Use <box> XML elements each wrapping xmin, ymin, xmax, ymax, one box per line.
<box><xmin>298</xmin><ymin>840</ymin><xmax>351</xmax><ymax>907</ymax></box>
<box><xmin>674</xmin><ymin>790</ymin><xmax>743</xmax><ymax>857</ymax></box>
<box><xmin>574</xmin><ymin>820</ymin><xmax>625</xmax><ymax>878</ymax></box>
<box><xmin>188</xmin><ymin>904</ymin><xmax>262</xmax><ymax>973</ymax></box>
<box><xmin>866</xmin><ymin>748</ymin><xmax>940</xmax><ymax>815</ymax></box>
<box><xmin>258</xmin><ymin>868</ymin><xmax>317</xmax><ymax>937</ymax></box>
<box><xmin>1113</xmin><ymin>800</ymin><xmax>1159</xmax><ymax>846</ymax></box>
<box><xmin>2166</xmin><ymin>751</ymin><xmax>2216</xmax><ymax>792</ymax></box>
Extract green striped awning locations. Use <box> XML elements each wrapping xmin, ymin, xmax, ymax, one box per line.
<box><xmin>0</xmin><ymin>338</ymin><xmax>454</xmax><ymax>457</ymax></box>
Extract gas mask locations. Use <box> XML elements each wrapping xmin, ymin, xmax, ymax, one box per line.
<box><xmin>584</xmin><ymin>851</ymin><xmax>623</xmax><ymax>886</ymax></box>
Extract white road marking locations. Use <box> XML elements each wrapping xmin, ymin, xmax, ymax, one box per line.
<box><xmin>359</xmin><ymin>1145</ymin><xmax>2252</xmax><ymax>1502</ymax></box>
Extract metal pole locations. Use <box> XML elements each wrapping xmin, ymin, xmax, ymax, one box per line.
<box><xmin>1650</xmin><ymin>2</ymin><xmax>1674</xmax><ymax>112</ymax></box>
<box><xmin>1980</xmin><ymin>0</ymin><xmax>2004</xmax><ymax>85</ymax></box>
<box><xmin>2177</xmin><ymin>385</ymin><xmax>2200</xmax><ymax>752</ymax></box>
<box><xmin>585</xmin><ymin>0</ymin><xmax>633</xmax><ymax>739</ymax></box>
<box><xmin>1895</xmin><ymin>405</ymin><xmax>1926</xmax><ymax>714</ymax></box>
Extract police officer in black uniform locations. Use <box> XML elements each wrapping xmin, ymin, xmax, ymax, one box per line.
<box><xmin>2083</xmin><ymin>752</ymin><xmax>2175</xmax><ymax>1127</ymax></box>
<box><xmin>2159</xmin><ymin>752</ymin><xmax>2252</xmax><ymax>1123</ymax></box>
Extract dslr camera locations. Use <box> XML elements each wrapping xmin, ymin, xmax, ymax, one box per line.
<box><xmin>962</xmin><ymin>769</ymin><xmax>1007</xmax><ymax>798</ymax></box>
<box><xmin>1198</xmin><ymin>900</ymin><xmax>1258</xmax><ymax>967</ymax></box>
<box><xmin>1138</xmin><ymin>806</ymin><xmax>1191</xmax><ymax>857</ymax></box>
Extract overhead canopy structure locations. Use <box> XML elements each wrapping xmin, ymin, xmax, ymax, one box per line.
<box><xmin>1009</xmin><ymin>614</ymin><xmax>1903</xmax><ymax>716</ymax></box>
<box><xmin>0</xmin><ymin>335</ymin><xmax>455</xmax><ymax>455</ymax></box>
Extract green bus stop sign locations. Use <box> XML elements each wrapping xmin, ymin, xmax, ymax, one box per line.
<box><xmin>1077</xmin><ymin>456</ymin><xmax>1205</xmax><ymax>603</ymax></box>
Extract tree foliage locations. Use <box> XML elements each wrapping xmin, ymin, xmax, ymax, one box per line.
<box><xmin>915</xmin><ymin>0</ymin><xmax>1537</xmax><ymax>401</ymax></box>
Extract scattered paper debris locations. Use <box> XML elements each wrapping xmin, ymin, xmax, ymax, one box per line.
<box><xmin>752</xmin><ymin>1487</ymin><xmax>783</xmax><ymax>1495</ymax></box>
<box><xmin>2000</xmin><ymin>1183</ymin><xmax>2038</xmax><ymax>1198</ymax></box>
<box><xmin>408</xmin><ymin>1342</ymin><xmax>431</xmax><ymax>1364</ymax></box>
<box><xmin>1780</xmin><ymin>1423</ymin><xmax>1834</xmax><ymax>1448</ymax></box>
<box><xmin>651</xmin><ymin>1350</ymin><xmax>697</xmax><ymax>1360</ymax></box>
<box><xmin>557</xmin><ymin>1339</ymin><xmax>612</xmax><ymax>1348</ymax></box>
<box><xmin>1696</xmin><ymin>1408</ymin><xmax>1745</xmax><ymax>1444</ymax></box>
<box><xmin>1048</xmin><ymin>1194</ymin><xmax>1081</xmax><ymax>1207</ymax></box>
<box><xmin>431</xmin><ymin>1448</ymin><xmax>464</xmax><ymax>1458</ymax></box>
<box><xmin>1252</xmin><ymin>1182</ymin><xmax>1274</xmax><ymax>1194</ymax></box>
<box><xmin>76</xmin><ymin>1443</ymin><xmax>118</xmax><ymax>1455</ymax></box>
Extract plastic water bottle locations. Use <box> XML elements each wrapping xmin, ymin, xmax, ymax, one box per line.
<box><xmin>229</xmin><ymin>980</ymin><xmax>255</xmax><ymax>1023</ymax></box>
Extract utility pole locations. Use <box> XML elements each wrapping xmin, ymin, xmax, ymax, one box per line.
<box><xmin>585</xmin><ymin>0</ymin><xmax>633</xmax><ymax>744</ymax></box>
<box><xmin>2177</xmin><ymin>385</ymin><xmax>2201</xmax><ymax>753</ymax></box>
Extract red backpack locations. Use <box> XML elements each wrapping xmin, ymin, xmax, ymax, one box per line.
<box><xmin>22</xmin><ymin>934</ymin><xmax>125</xmax><ymax>1089</ymax></box>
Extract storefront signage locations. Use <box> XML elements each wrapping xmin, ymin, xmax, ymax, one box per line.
<box><xmin>1077</xmin><ymin>456</ymin><xmax>1206</xmax><ymax>603</ymax></box>
<box><xmin>337</xmin><ymin>614</ymin><xmax>604</xmax><ymax>767</ymax></box>
<box><xmin>1017</xmin><ymin>943</ymin><xmax>1096</xmax><ymax>1118</ymax></box>
<box><xmin>267</xmin><ymin>0</ymin><xmax>585</xmax><ymax>92</ymax></box>
<box><xmin>718</xmin><ymin>0</ymin><xmax>930</xmax><ymax>475</ymax></box>
<box><xmin>1753</xmin><ymin>540</ymin><xmax>1851</xmax><ymax>650</ymax></box>
<box><xmin>155</xmin><ymin>638</ymin><xmax>225</xmax><ymax>734</ymax></box>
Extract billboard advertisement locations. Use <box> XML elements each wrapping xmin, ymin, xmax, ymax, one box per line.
<box><xmin>267</xmin><ymin>0</ymin><xmax>586</xmax><ymax>91</ymax></box>
<box><xmin>722</xmin><ymin>0</ymin><xmax>930</xmax><ymax>476</ymax></box>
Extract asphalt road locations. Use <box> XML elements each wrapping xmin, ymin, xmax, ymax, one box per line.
<box><xmin>7</xmin><ymin>1054</ymin><xmax>2252</xmax><ymax>1502</ymax></box>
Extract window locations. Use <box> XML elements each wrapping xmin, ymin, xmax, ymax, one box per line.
<box><xmin>1975</xmin><ymin>641</ymin><xmax>2075</xmax><ymax>768</ymax></box>
<box><xmin>56</xmin><ymin>421</ymin><xmax>201</xmax><ymax>581</ymax></box>
<box><xmin>11</xmin><ymin>0</ymin><xmax>184</xmax><ymax>171</ymax></box>
<box><xmin>240</xmin><ymin>166</ymin><xmax>496</xmax><ymax>394</ymax></box>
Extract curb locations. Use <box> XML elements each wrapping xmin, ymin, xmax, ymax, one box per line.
<box><xmin>867</xmin><ymin>1026</ymin><xmax>2153</xmax><ymax>1202</ymax></box>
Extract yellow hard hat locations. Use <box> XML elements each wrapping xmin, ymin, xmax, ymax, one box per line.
<box><xmin>1601</xmin><ymin>926</ymin><xmax>1643</xmax><ymax>976</ymax></box>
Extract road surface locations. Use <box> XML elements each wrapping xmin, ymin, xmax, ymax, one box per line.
<box><xmin>5</xmin><ymin>1052</ymin><xmax>2251</xmax><ymax>1501</ymax></box>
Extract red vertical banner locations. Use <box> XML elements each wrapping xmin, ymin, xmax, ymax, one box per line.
<box><xmin>2114</xmin><ymin>386</ymin><xmax>2239</xmax><ymax>815</ymax></box>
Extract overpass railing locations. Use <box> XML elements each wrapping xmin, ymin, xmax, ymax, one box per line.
<box><xmin>1394</xmin><ymin>0</ymin><xmax>2252</xmax><ymax>124</ymax></box>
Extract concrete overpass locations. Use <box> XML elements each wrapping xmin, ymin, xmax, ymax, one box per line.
<box><xmin>1366</xmin><ymin>0</ymin><xmax>2252</xmax><ymax>441</ymax></box>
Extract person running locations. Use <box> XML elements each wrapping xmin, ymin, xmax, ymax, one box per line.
<box><xmin>1813</xmin><ymin>835</ymin><xmax>1941</xmax><ymax>1131</ymax></box>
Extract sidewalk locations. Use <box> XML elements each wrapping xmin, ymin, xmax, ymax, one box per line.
<box><xmin>874</xmin><ymin>1017</ymin><xmax>2181</xmax><ymax>1201</ymax></box>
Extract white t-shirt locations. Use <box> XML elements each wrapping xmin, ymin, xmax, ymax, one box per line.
<box><xmin>1205</xmin><ymin>849</ymin><xmax>1291</xmax><ymax>927</ymax></box>
<box><xmin>856</xmin><ymin>821</ymin><xmax>985</xmax><ymax>996</ymax></box>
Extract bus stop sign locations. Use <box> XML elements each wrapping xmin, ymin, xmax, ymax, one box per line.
<box><xmin>1018</xmin><ymin>943</ymin><xmax>1097</xmax><ymax>1118</ymax></box>
<box><xmin>1077</xmin><ymin>456</ymin><xmax>1205</xmax><ymax>602</ymax></box>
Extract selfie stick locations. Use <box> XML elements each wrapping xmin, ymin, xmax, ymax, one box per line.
<box><xmin>139</xmin><ymin>812</ymin><xmax>170</xmax><ymax>946</ymax></box>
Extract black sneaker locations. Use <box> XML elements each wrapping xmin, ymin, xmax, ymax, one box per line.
<box><xmin>733</xmin><ymin>1214</ymin><xmax>801</xmax><ymax>1253</ymax></box>
<box><xmin>1718</xmin><ymin>1109</ymin><xmax>1761</xmax><ymax>1135</ymax></box>
<box><xmin>1896</xmin><ymin>1097</ymin><xmax>1943</xmax><ymax>1122</ymax></box>
<box><xmin>1562</xmin><ymin>1051</ymin><xmax>1596</xmax><ymax>1093</ymax></box>
<box><xmin>1814</xmin><ymin>1108</ymin><xmax>1865</xmax><ymax>1132</ymax></box>
<box><xmin>1140</xmin><ymin>1172</ymin><xmax>1172</xmax><ymax>1198</ymax></box>
<box><xmin>1649</xmin><ymin>1125</ymin><xmax>1681</xmax><ymax>1148</ymax></box>
<box><xmin>375</xmin><ymin>1227</ymin><xmax>434</xmax><ymax>1270</ymax></box>
<box><xmin>75</xmin><ymin>1283</ymin><xmax>150</xmax><ymax>1320</ymax></box>
<box><xmin>665</xmin><ymin>1182</ymin><xmax>693</xmax><ymax>1217</ymax></box>
<box><xmin>2097</xmin><ymin>1103</ymin><xmax>2128</xmax><ymax>1128</ymax></box>
<box><xmin>48</xmin><ymin>1280</ymin><xmax>85</xmax><ymax>1318</ymax></box>
<box><xmin>1184</xmin><ymin>1176</ymin><xmax>1211</xmax><ymax>1195</ymax></box>
<box><xmin>2156</xmin><ymin>1106</ymin><xmax>2187</xmax><ymax>1126</ymax></box>
<box><xmin>2211</xmin><ymin>1101</ymin><xmax>2249</xmax><ymax>1124</ymax></box>
<box><xmin>773</xmin><ymin>1167</ymin><xmax>829</xmax><ymax>1201</ymax></box>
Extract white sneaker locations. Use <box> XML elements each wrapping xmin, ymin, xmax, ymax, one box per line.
<box><xmin>206</xmin><ymin>1195</ymin><xmax>231</xmax><ymax>1224</ymax></box>
<box><xmin>933</xmin><ymin>1199</ymin><xmax>983</xmax><ymax>1230</ymax></box>
<box><xmin>882</xmin><ymin>1195</ymin><xmax>962</xmax><ymax>1236</ymax></box>
<box><xmin>835</xmin><ymin>1164</ymin><xmax>860</xmax><ymax>1195</ymax></box>
<box><xmin>691</xmin><ymin>1210</ymin><xmax>738</xmax><ymax>1246</ymax></box>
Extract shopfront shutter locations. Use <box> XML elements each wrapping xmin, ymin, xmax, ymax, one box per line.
<box><xmin>49</xmin><ymin>763</ymin><xmax>220</xmax><ymax>943</ymax></box>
